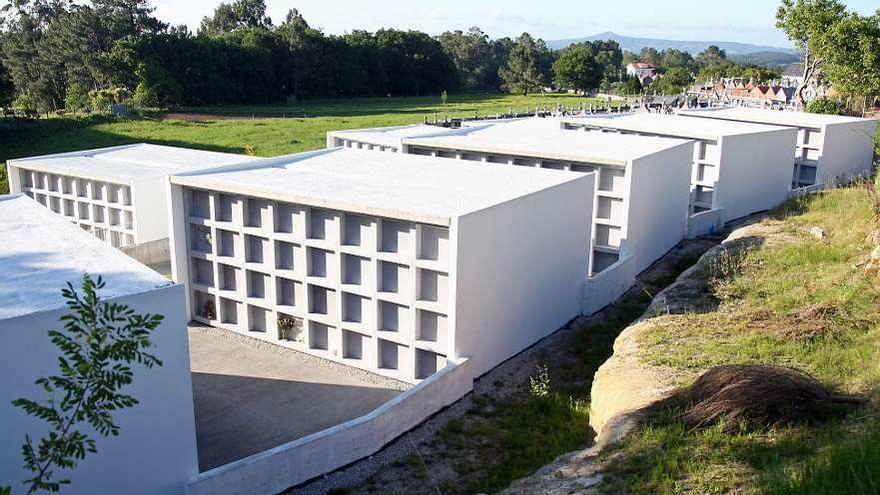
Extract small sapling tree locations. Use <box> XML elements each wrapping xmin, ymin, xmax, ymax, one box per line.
<box><xmin>5</xmin><ymin>274</ymin><xmax>164</xmax><ymax>494</ymax></box>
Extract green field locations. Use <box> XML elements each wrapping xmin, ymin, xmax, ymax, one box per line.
<box><xmin>0</xmin><ymin>92</ymin><xmax>623</xmax><ymax>193</ymax></box>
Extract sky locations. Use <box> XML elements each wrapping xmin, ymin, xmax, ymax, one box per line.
<box><xmin>152</xmin><ymin>0</ymin><xmax>879</xmax><ymax>49</ymax></box>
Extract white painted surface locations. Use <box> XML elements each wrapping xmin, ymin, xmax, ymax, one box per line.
<box><xmin>451</xmin><ymin>174</ymin><xmax>594</xmax><ymax>377</ymax></box>
<box><xmin>0</xmin><ymin>195</ymin><xmax>171</xmax><ymax>319</ymax></box>
<box><xmin>679</xmin><ymin>107</ymin><xmax>871</xmax><ymax>129</ymax></box>
<box><xmin>0</xmin><ymin>201</ymin><xmax>197</xmax><ymax>495</ymax></box>
<box><xmin>715</xmin><ymin>131</ymin><xmax>797</xmax><ymax>222</ymax></box>
<box><xmin>820</xmin><ymin>119</ymin><xmax>878</xmax><ymax>183</ymax></box>
<box><xmin>562</xmin><ymin>113</ymin><xmax>791</xmax><ymax>141</ymax></box>
<box><xmin>686</xmin><ymin>208</ymin><xmax>725</xmax><ymax>238</ymax></box>
<box><xmin>625</xmin><ymin>143</ymin><xmax>693</xmax><ymax>273</ymax></box>
<box><xmin>186</xmin><ymin>357</ymin><xmax>474</xmax><ymax>495</ymax></box>
<box><xmin>582</xmin><ymin>254</ymin><xmax>638</xmax><ymax>315</ymax></box>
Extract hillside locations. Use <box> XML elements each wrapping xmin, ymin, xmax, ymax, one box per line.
<box><xmin>547</xmin><ymin>31</ymin><xmax>797</xmax><ymax>60</ymax></box>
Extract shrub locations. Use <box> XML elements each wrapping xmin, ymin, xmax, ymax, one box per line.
<box><xmin>806</xmin><ymin>98</ymin><xmax>847</xmax><ymax>116</ymax></box>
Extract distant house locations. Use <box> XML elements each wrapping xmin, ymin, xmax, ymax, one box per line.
<box><xmin>626</xmin><ymin>63</ymin><xmax>656</xmax><ymax>84</ymax></box>
<box><xmin>781</xmin><ymin>64</ymin><xmax>804</xmax><ymax>88</ymax></box>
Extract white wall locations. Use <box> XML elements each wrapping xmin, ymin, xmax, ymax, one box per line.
<box><xmin>821</xmin><ymin>120</ymin><xmax>878</xmax><ymax>184</ymax></box>
<box><xmin>133</xmin><ymin>176</ymin><xmax>175</xmax><ymax>244</ymax></box>
<box><xmin>716</xmin><ymin>129</ymin><xmax>797</xmax><ymax>222</ymax></box>
<box><xmin>451</xmin><ymin>173</ymin><xmax>594</xmax><ymax>377</ymax></box>
<box><xmin>7</xmin><ymin>163</ymin><xmax>23</xmax><ymax>194</ymax></box>
<box><xmin>625</xmin><ymin>143</ymin><xmax>693</xmax><ymax>274</ymax></box>
<box><xmin>0</xmin><ymin>284</ymin><xmax>198</xmax><ymax>495</ymax></box>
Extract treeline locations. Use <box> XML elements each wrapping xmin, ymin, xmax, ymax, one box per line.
<box><xmin>7</xmin><ymin>0</ymin><xmax>858</xmax><ymax>113</ymax></box>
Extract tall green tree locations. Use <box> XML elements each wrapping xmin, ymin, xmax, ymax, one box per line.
<box><xmin>820</xmin><ymin>11</ymin><xmax>880</xmax><ymax>101</ymax></box>
<box><xmin>498</xmin><ymin>33</ymin><xmax>551</xmax><ymax>95</ymax></box>
<box><xmin>199</xmin><ymin>0</ymin><xmax>271</xmax><ymax>36</ymax></box>
<box><xmin>656</xmin><ymin>66</ymin><xmax>693</xmax><ymax>94</ymax></box>
<box><xmin>552</xmin><ymin>42</ymin><xmax>602</xmax><ymax>93</ymax></box>
<box><xmin>776</xmin><ymin>0</ymin><xmax>847</xmax><ymax>105</ymax></box>
<box><xmin>696</xmin><ymin>45</ymin><xmax>727</xmax><ymax>67</ymax></box>
<box><xmin>437</xmin><ymin>27</ymin><xmax>496</xmax><ymax>91</ymax></box>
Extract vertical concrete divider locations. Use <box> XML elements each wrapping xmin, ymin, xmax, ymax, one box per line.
<box><xmin>187</xmin><ymin>357</ymin><xmax>474</xmax><ymax>495</ymax></box>
<box><xmin>582</xmin><ymin>254</ymin><xmax>638</xmax><ymax>315</ymax></box>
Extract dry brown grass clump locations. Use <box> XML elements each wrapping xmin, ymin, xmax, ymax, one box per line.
<box><xmin>683</xmin><ymin>365</ymin><xmax>865</xmax><ymax>431</ymax></box>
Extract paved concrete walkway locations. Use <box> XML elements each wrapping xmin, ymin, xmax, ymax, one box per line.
<box><xmin>189</xmin><ymin>326</ymin><xmax>407</xmax><ymax>471</ymax></box>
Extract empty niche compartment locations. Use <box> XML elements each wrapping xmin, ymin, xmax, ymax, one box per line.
<box><xmin>594</xmin><ymin>224</ymin><xmax>622</xmax><ymax>249</ymax></box>
<box><xmin>77</xmin><ymin>202</ymin><xmax>90</xmax><ymax>220</ymax></box>
<box><xmin>379</xmin><ymin>261</ymin><xmax>410</xmax><ymax>294</ymax></box>
<box><xmin>22</xmin><ymin>170</ymin><xmax>33</xmax><ymax>188</ymax></box>
<box><xmin>274</xmin><ymin>203</ymin><xmax>298</xmax><ymax>234</ymax></box>
<box><xmin>308</xmin><ymin>284</ymin><xmax>336</xmax><ymax>315</ymax></box>
<box><xmin>276</xmin><ymin>278</ymin><xmax>301</xmax><ymax>307</ymax></box>
<box><xmin>307</xmin><ymin>247</ymin><xmax>334</xmax><ymax>278</ymax></box>
<box><xmin>245</xmin><ymin>235</ymin><xmax>268</xmax><ymax>264</ymax></box>
<box><xmin>342</xmin><ymin>213</ymin><xmax>372</xmax><ymax>247</ymax></box>
<box><xmin>799</xmin><ymin>166</ymin><xmax>818</xmax><ymax>184</ymax></box>
<box><xmin>123</xmin><ymin>210</ymin><xmax>133</xmax><ymax>230</ymax></box>
<box><xmin>308</xmin><ymin>321</ymin><xmax>331</xmax><ymax>350</ymax></box>
<box><xmin>277</xmin><ymin>313</ymin><xmax>304</xmax><ymax>342</ymax></box>
<box><xmin>190</xmin><ymin>224</ymin><xmax>213</xmax><ymax>253</ymax></box>
<box><xmin>219</xmin><ymin>297</ymin><xmax>241</xmax><ymax>326</ymax></box>
<box><xmin>215</xmin><ymin>194</ymin><xmax>238</xmax><ymax>223</ymax></box>
<box><xmin>378</xmin><ymin>339</ymin><xmax>400</xmax><ymax>370</ymax></box>
<box><xmin>342</xmin><ymin>292</ymin><xmax>371</xmax><ymax>324</ymax></box>
<box><xmin>63</xmin><ymin>199</ymin><xmax>75</xmax><ymax>217</ymax></box>
<box><xmin>246</xmin><ymin>270</ymin><xmax>268</xmax><ymax>299</ymax></box>
<box><xmin>247</xmin><ymin>305</ymin><xmax>267</xmax><ymax>333</ymax></box>
<box><xmin>436</xmin><ymin>150</ymin><xmax>457</xmax><ymax>159</ymax></box>
<box><xmin>513</xmin><ymin>157</ymin><xmax>536</xmax><ymax>167</ymax></box>
<box><xmin>415</xmin><ymin>349</ymin><xmax>446</xmax><ymax>379</ymax></box>
<box><xmin>193</xmin><ymin>291</ymin><xmax>217</xmax><ymax>320</ymax></box>
<box><xmin>418</xmin><ymin>225</ymin><xmax>449</xmax><ymax>262</ymax></box>
<box><xmin>91</xmin><ymin>181</ymin><xmax>104</xmax><ymax>200</ymax></box>
<box><xmin>486</xmin><ymin>155</ymin><xmax>512</xmax><ymax>164</ymax></box>
<box><xmin>598</xmin><ymin>168</ymin><xmax>626</xmax><ymax>193</ymax></box>
<box><xmin>380</xmin><ymin>219</ymin><xmax>414</xmax><ymax>255</ymax></box>
<box><xmin>191</xmin><ymin>258</ymin><xmax>214</xmax><ymax>287</ymax></box>
<box><xmin>34</xmin><ymin>193</ymin><xmax>46</xmax><ymax>206</ymax></box>
<box><xmin>94</xmin><ymin>227</ymin><xmax>107</xmax><ymax>242</ymax></box>
<box><xmin>342</xmin><ymin>254</ymin><xmax>369</xmax><ymax>286</ymax></box>
<box><xmin>275</xmin><ymin>240</ymin><xmax>298</xmax><ymax>271</ymax></box>
<box><xmin>694</xmin><ymin>186</ymin><xmax>714</xmax><ymax>207</ymax></box>
<box><xmin>308</xmin><ymin>208</ymin><xmax>337</xmax><ymax>241</ymax></box>
<box><xmin>49</xmin><ymin>197</ymin><xmax>61</xmax><ymax>214</ymax></box>
<box><xmin>62</xmin><ymin>176</ymin><xmax>74</xmax><ymax>194</ymax></box>
<box><xmin>417</xmin><ymin>269</ymin><xmax>448</xmax><ymax>304</ymax></box>
<box><xmin>570</xmin><ymin>163</ymin><xmax>596</xmax><ymax>174</ymax></box>
<box><xmin>592</xmin><ymin>251</ymin><xmax>620</xmax><ymax>274</ymax></box>
<box><xmin>541</xmin><ymin>160</ymin><xmax>566</xmax><ymax>170</ymax></box>
<box><xmin>218</xmin><ymin>263</ymin><xmax>239</xmax><ymax>291</ymax></box>
<box><xmin>379</xmin><ymin>300</ymin><xmax>410</xmax><ymax>333</ymax></box>
<box><xmin>217</xmin><ymin>229</ymin><xmax>238</xmax><ymax>258</ymax></box>
<box><xmin>189</xmin><ymin>189</ymin><xmax>211</xmax><ymax>219</ymax></box>
<box><xmin>460</xmin><ymin>152</ymin><xmax>482</xmax><ymax>162</ymax></box>
<box><xmin>596</xmin><ymin>196</ymin><xmax>624</xmax><ymax>222</ymax></box>
<box><xmin>92</xmin><ymin>205</ymin><xmax>106</xmax><ymax>224</ymax></box>
<box><xmin>343</xmin><ymin>330</ymin><xmax>365</xmax><ymax>360</ymax></box>
<box><xmin>75</xmin><ymin>180</ymin><xmax>88</xmax><ymax>198</ymax></box>
<box><xmin>109</xmin><ymin>208</ymin><xmax>121</xmax><ymax>226</ymax></box>
<box><xmin>417</xmin><ymin>309</ymin><xmax>447</xmax><ymax>344</ymax></box>
<box><xmin>245</xmin><ymin>198</ymin><xmax>270</xmax><ymax>228</ymax></box>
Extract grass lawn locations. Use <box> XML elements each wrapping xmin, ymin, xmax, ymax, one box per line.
<box><xmin>599</xmin><ymin>185</ymin><xmax>880</xmax><ymax>495</ymax></box>
<box><xmin>0</xmin><ymin>92</ymin><xmax>618</xmax><ymax>193</ymax></box>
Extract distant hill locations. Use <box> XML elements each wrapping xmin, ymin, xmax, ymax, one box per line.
<box><xmin>729</xmin><ymin>51</ymin><xmax>801</xmax><ymax>67</ymax></box>
<box><xmin>547</xmin><ymin>31</ymin><xmax>798</xmax><ymax>63</ymax></box>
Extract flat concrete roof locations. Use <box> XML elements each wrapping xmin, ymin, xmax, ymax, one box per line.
<box><xmin>402</xmin><ymin>117</ymin><xmax>691</xmax><ymax>165</ymax></box>
<box><xmin>171</xmin><ymin>147</ymin><xmax>588</xmax><ymax>226</ymax></box>
<box><xmin>9</xmin><ymin>143</ymin><xmax>260</xmax><ymax>185</ymax></box>
<box><xmin>327</xmin><ymin>124</ymin><xmax>461</xmax><ymax>148</ymax></box>
<box><xmin>0</xmin><ymin>195</ymin><xmax>172</xmax><ymax>320</ymax></box>
<box><xmin>562</xmin><ymin>112</ymin><xmax>791</xmax><ymax>141</ymax></box>
<box><xmin>678</xmin><ymin>107</ymin><xmax>872</xmax><ymax>129</ymax></box>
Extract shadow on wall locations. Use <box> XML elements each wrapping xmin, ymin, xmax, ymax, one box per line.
<box><xmin>192</xmin><ymin>372</ymin><xmax>403</xmax><ymax>471</ymax></box>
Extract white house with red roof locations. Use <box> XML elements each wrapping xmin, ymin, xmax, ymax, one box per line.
<box><xmin>626</xmin><ymin>62</ymin><xmax>656</xmax><ymax>83</ymax></box>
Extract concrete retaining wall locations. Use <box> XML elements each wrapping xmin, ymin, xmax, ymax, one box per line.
<box><xmin>186</xmin><ymin>357</ymin><xmax>474</xmax><ymax>495</ymax></box>
<box><xmin>686</xmin><ymin>208</ymin><xmax>724</xmax><ymax>238</ymax></box>
<box><xmin>122</xmin><ymin>237</ymin><xmax>170</xmax><ymax>266</ymax></box>
<box><xmin>582</xmin><ymin>253</ymin><xmax>637</xmax><ymax>315</ymax></box>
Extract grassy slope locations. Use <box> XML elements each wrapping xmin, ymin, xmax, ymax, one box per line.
<box><xmin>600</xmin><ymin>186</ymin><xmax>880</xmax><ymax>495</ymax></box>
<box><xmin>0</xmin><ymin>92</ymin><xmax>613</xmax><ymax>194</ymax></box>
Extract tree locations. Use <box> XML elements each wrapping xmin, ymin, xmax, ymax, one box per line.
<box><xmin>498</xmin><ymin>33</ymin><xmax>551</xmax><ymax>95</ymax></box>
<box><xmin>199</xmin><ymin>0</ymin><xmax>271</xmax><ymax>36</ymax></box>
<box><xmin>552</xmin><ymin>42</ymin><xmax>602</xmax><ymax>93</ymax></box>
<box><xmin>619</xmin><ymin>74</ymin><xmax>643</xmax><ymax>95</ymax></box>
<box><xmin>696</xmin><ymin>45</ymin><xmax>727</xmax><ymax>67</ymax></box>
<box><xmin>820</xmin><ymin>11</ymin><xmax>880</xmax><ymax>101</ymax></box>
<box><xmin>0</xmin><ymin>59</ymin><xmax>13</xmax><ymax>107</ymax></box>
<box><xmin>437</xmin><ymin>27</ymin><xmax>494</xmax><ymax>91</ymax></box>
<box><xmin>776</xmin><ymin>0</ymin><xmax>847</xmax><ymax>106</ymax></box>
<box><xmin>656</xmin><ymin>66</ymin><xmax>693</xmax><ymax>94</ymax></box>
<box><xmin>659</xmin><ymin>48</ymin><xmax>694</xmax><ymax>72</ymax></box>
<box><xmin>64</xmin><ymin>81</ymin><xmax>88</xmax><ymax>113</ymax></box>
<box><xmin>9</xmin><ymin>274</ymin><xmax>164</xmax><ymax>494</ymax></box>
<box><xmin>638</xmin><ymin>47</ymin><xmax>661</xmax><ymax>67</ymax></box>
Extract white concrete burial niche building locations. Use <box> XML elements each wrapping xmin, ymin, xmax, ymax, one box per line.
<box><xmin>328</xmin><ymin>118</ymin><xmax>695</xmax><ymax>314</ymax></box>
<box><xmin>6</xmin><ymin>143</ymin><xmax>258</xmax><ymax>250</ymax></box>
<box><xmin>168</xmin><ymin>148</ymin><xmax>595</xmax><ymax>382</ymax></box>
<box><xmin>561</xmin><ymin>113</ymin><xmax>798</xmax><ymax>226</ymax></box>
<box><xmin>678</xmin><ymin>107</ymin><xmax>878</xmax><ymax>188</ymax></box>
<box><xmin>0</xmin><ymin>195</ymin><xmax>197</xmax><ymax>495</ymax></box>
